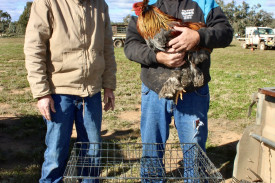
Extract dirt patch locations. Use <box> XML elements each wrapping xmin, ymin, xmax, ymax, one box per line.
<box><xmin>116</xmin><ymin>109</ymin><xmax>243</xmax><ymax>146</ymax></box>
<box><xmin>0</xmin><ymin>103</ymin><xmax>17</xmax><ymax>117</ymax></box>
<box><xmin>118</xmin><ymin>110</ymin><xmax>140</xmax><ymax>122</ymax></box>
<box><xmin>208</xmin><ymin>118</ymin><xmax>242</xmax><ymax>146</ymax></box>
<box><xmin>8</xmin><ymin>59</ymin><xmax>25</xmax><ymax>63</ymax></box>
<box><xmin>11</xmin><ymin>88</ymin><xmax>31</xmax><ymax>95</ymax></box>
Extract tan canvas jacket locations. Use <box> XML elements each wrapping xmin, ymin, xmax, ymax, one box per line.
<box><xmin>24</xmin><ymin>0</ymin><xmax>116</xmax><ymax>99</ymax></box>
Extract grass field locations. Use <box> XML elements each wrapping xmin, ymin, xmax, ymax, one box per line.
<box><xmin>0</xmin><ymin>37</ymin><xmax>274</xmax><ymax>182</ymax></box>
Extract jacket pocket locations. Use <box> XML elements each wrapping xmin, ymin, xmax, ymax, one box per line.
<box><xmin>51</xmin><ymin>50</ymin><xmax>83</xmax><ymax>74</ymax></box>
<box><xmin>61</xmin><ymin>50</ymin><xmax>83</xmax><ymax>73</ymax></box>
<box><xmin>50</xmin><ymin>50</ymin><xmax>84</xmax><ymax>87</ymax></box>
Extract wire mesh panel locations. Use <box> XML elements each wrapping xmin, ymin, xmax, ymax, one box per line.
<box><xmin>63</xmin><ymin>142</ymin><xmax>224</xmax><ymax>182</ymax></box>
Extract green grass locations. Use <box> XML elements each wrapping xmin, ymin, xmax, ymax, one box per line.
<box><xmin>0</xmin><ymin>37</ymin><xmax>274</xmax><ymax>182</ymax></box>
<box><xmin>209</xmin><ymin>43</ymin><xmax>275</xmax><ymax>120</ymax></box>
<box><xmin>0</xmin><ymin>38</ymin><xmax>25</xmax><ymax>62</ymax></box>
<box><xmin>1</xmin><ymin>38</ymin><xmax>273</xmax><ymax>123</ymax></box>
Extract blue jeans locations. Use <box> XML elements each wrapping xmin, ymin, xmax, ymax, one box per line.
<box><xmin>140</xmin><ymin>83</ymin><xmax>209</xmax><ymax>182</ymax></box>
<box><xmin>39</xmin><ymin>93</ymin><xmax>102</xmax><ymax>183</ymax></box>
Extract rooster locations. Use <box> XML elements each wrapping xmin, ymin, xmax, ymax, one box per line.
<box><xmin>132</xmin><ymin>0</ymin><xmax>211</xmax><ymax>103</ymax></box>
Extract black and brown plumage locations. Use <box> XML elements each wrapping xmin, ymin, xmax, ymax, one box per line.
<box><xmin>132</xmin><ymin>0</ymin><xmax>211</xmax><ymax>104</ymax></box>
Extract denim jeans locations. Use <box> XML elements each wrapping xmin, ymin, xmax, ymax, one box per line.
<box><xmin>39</xmin><ymin>93</ymin><xmax>102</xmax><ymax>183</ymax></box>
<box><xmin>140</xmin><ymin>83</ymin><xmax>210</xmax><ymax>182</ymax></box>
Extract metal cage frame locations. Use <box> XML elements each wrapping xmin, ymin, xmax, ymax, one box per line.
<box><xmin>64</xmin><ymin>142</ymin><xmax>224</xmax><ymax>182</ymax></box>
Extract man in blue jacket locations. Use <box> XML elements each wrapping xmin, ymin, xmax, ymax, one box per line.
<box><xmin>124</xmin><ymin>0</ymin><xmax>233</xmax><ymax>181</ymax></box>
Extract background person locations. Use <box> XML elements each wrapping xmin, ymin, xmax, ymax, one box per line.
<box><xmin>24</xmin><ymin>0</ymin><xmax>116</xmax><ymax>182</ymax></box>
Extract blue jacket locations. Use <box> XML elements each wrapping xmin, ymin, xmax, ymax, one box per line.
<box><xmin>124</xmin><ymin>0</ymin><xmax>233</xmax><ymax>93</ymax></box>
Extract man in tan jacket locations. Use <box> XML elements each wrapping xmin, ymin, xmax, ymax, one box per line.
<box><xmin>24</xmin><ymin>0</ymin><xmax>116</xmax><ymax>182</ymax></box>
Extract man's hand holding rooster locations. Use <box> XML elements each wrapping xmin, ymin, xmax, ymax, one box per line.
<box><xmin>168</xmin><ymin>26</ymin><xmax>200</xmax><ymax>52</ymax></box>
<box><xmin>156</xmin><ymin>48</ymin><xmax>186</xmax><ymax>68</ymax></box>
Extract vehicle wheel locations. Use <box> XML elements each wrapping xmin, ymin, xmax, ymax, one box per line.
<box><xmin>259</xmin><ymin>42</ymin><xmax>267</xmax><ymax>50</ymax></box>
<box><xmin>242</xmin><ymin>42</ymin><xmax>248</xmax><ymax>49</ymax></box>
<box><xmin>114</xmin><ymin>40</ymin><xmax>123</xmax><ymax>48</ymax></box>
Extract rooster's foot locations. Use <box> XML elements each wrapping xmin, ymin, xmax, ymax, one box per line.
<box><xmin>174</xmin><ymin>89</ymin><xmax>186</xmax><ymax>105</ymax></box>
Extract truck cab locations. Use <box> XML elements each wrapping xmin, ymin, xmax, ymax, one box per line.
<box><xmin>243</xmin><ymin>27</ymin><xmax>275</xmax><ymax>50</ymax></box>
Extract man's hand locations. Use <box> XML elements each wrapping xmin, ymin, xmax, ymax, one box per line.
<box><xmin>103</xmin><ymin>88</ymin><xmax>115</xmax><ymax>111</ymax></box>
<box><xmin>156</xmin><ymin>48</ymin><xmax>186</xmax><ymax>68</ymax></box>
<box><xmin>37</xmin><ymin>95</ymin><xmax>56</xmax><ymax>121</ymax></box>
<box><xmin>168</xmin><ymin>26</ymin><xmax>200</xmax><ymax>52</ymax></box>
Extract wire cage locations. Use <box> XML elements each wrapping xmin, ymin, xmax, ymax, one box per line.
<box><xmin>63</xmin><ymin>142</ymin><xmax>224</xmax><ymax>182</ymax></box>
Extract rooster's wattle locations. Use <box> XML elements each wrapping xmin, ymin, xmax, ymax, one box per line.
<box><xmin>132</xmin><ymin>0</ymin><xmax>211</xmax><ymax>103</ymax></box>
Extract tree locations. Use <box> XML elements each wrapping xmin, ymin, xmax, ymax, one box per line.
<box><xmin>17</xmin><ymin>2</ymin><xmax>32</xmax><ymax>34</ymax></box>
<box><xmin>217</xmin><ymin>0</ymin><xmax>237</xmax><ymax>26</ymax></box>
<box><xmin>0</xmin><ymin>10</ymin><xmax>11</xmax><ymax>35</ymax></box>
<box><xmin>123</xmin><ymin>14</ymin><xmax>131</xmax><ymax>24</ymax></box>
<box><xmin>233</xmin><ymin>2</ymin><xmax>251</xmax><ymax>35</ymax></box>
<box><xmin>7</xmin><ymin>22</ymin><xmax>17</xmax><ymax>34</ymax></box>
<box><xmin>217</xmin><ymin>0</ymin><xmax>273</xmax><ymax>35</ymax></box>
